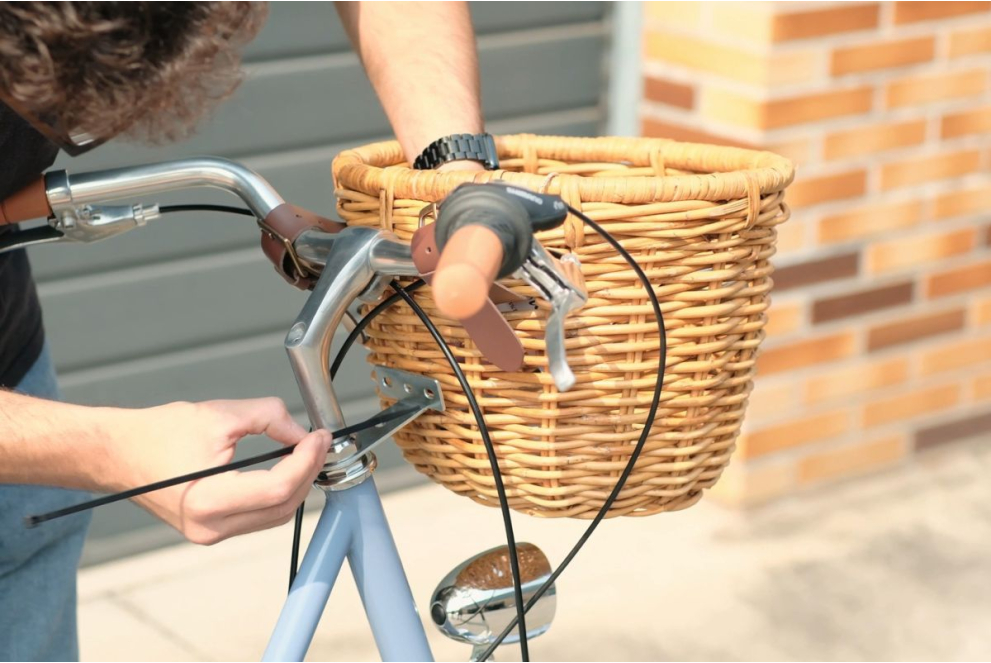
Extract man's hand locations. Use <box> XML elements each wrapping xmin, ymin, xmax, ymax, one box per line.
<box><xmin>0</xmin><ymin>392</ymin><xmax>331</xmax><ymax>546</ymax></box>
<box><xmin>113</xmin><ymin>398</ymin><xmax>331</xmax><ymax>545</ymax></box>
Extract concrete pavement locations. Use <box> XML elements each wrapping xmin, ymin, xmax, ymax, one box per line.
<box><xmin>78</xmin><ymin>440</ymin><xmax>991</xmax><ymax>661</ymax></box>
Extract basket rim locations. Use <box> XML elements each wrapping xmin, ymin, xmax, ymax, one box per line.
<box><xmin>332</xmin><ymin>134</ymin><xmax>795</xmax><ymax>205</ymax></box>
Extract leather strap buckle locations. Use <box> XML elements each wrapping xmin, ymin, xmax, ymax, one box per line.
<box><xmin>258</xmin><ymin>217</ymin><xmax>312</xmax><ymax>283</ymax></box>
<box><xmin>259</xmin><ymin>203</ymin><xmax>346</xmax><ymax>290</ymax></box>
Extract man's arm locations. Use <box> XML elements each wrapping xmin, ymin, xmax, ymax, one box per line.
<box><xmin>335</xmin><ymin>1</ymin><xmax>485</xmax><ymax>168</ymax></box>
<box><xmin>0</xmin><ymin>391</ymin><xmax>331</xmax><ymax>544</ymax></box>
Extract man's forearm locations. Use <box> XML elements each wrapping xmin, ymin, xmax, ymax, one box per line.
<box><xmin>0</xmin><ymin>391</ymin><xmax>117</xmax><ymax>490</ymax></box>
<box><xmin>0</xmin><ymin>391</ymin><xmax>333</xmax><ymax>545</ymax></box>
<box><xmin>335</xmin><ymin>1</ymin><xmax>484</xmax><ymax>164</ymax></box>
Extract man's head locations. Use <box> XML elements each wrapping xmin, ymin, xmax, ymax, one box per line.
<box><xmin>0</xmin><ymin>2</ymin><xmax>268</xmax><ymax>153</ymax></box>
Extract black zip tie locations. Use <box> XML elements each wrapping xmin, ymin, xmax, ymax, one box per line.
<box><xmin>25</xmin><ymin>405</ymin><xmax>414</xmax><ymax>528</ymax></box>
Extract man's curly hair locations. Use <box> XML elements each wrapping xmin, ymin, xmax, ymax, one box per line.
<box><xmin>0</xmin><ymin>2</ymin><xmax>268</xmax><ymax>144</ymax></box>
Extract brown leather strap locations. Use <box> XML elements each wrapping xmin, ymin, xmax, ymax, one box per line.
<box><xmin>260</xmin><ymin>203</ymin><xmax>345</xmax><ymax>289</ymax></box>
<box><xmin>411</xmin><ymin>224</ymin><xmax>525</xmax><ymax>372</ymax></box>
<box><xmin>0</xmin><ymin>177</ymin><xmax>51</xmax><ymax>225</ymax></box>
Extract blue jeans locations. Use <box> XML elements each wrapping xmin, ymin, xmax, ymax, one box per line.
<box><xmin>0</xmin><ymin>343</ymin><xmax>92</xmax><ymax>661</ymax></box>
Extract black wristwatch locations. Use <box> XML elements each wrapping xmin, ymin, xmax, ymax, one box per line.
<box><xmin>413</xmin><ymin>133</ymin><xmax>499</xmax><ymax>170</ymax></box>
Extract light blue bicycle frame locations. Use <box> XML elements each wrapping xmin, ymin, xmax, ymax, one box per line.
<box><xmin>263</xmin><ymin>478</ymin><xmax>432</xmax><ymax>661</ymax></box>
<box><xmin>263</xmin><ymin>225</ymin><xmax>436</xmax><ymax>662</ymax></box>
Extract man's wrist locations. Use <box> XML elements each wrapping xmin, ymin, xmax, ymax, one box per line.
<box><xmin>436</xmin><ymin>160</ymin><xmax>487</xmax><ymax>173</ymax></box>
<box><xmin>78</xmin><ymin>404</ymin><xmax>139</xmax><ymax>492</ymax></box>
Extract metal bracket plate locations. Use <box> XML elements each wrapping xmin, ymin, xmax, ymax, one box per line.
<box><xmin>352</xmin><ymin>366</ymin><xmax>444</xmax><ymax>459</ymax></box>
<box><xmin>315</xmin><ymin>368</ymin><xmax>444</xmax><ymax>491</ymax></box>
<box><xmin>354</xmin><ymin>367</ymin><xmax>443</xmax><ymax>455</ymax></box>
<box><xmin>372</xmin><ymin>366</ymin><xmax>445</xmax><ymax>411</ymax></box>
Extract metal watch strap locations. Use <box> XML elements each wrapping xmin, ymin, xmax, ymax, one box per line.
<box><xmin>413</xmin><ymin>133</ymin><xmax>499</xmax><ymax>170</ymax></box>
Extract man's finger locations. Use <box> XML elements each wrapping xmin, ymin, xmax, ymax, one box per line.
<box><xmin>220</xmin><ymin>397</ymin><xmax>308</xmax><ymax>446</ymax></box>
<box><xmin>188</xmin><ymin>429</ymin><xmax>330</xmax><ymax>517</ymax></box>
<box><xmin>218</xmin><ymin>471</ymin><xmax>316</xmax><ymax>540</ymax></box>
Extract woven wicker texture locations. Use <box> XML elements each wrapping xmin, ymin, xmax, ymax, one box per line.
<box><xmin>332</xmin><ymin>135</ymin><xmax>794</xmax><ymax>519</ymax></box>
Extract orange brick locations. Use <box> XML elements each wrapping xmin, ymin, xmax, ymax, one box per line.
<box><xmin>824</xmin><ymin>119</ymin><xmax>926</xmax><ymax>160</ymax></box>
<box><xmin>927</xmin><ymin>260</ymin><xmax>991</xmax><ymax>298</ymax></box>
<box><xmin>863</xmin><ymin>384</ymin><xmax>961</xmax><ymax>427</ymax></box>
<box><xmin>974</xmin><ymin>374</ymin><xmax>991</xmax><ymax>401</ymax></box>
<box><xmin>867</xmin><ymin>308</ymin><xmax>966</xmax><ymax>351</ymax></box>
<box><xmin>645</xmin><ymin>32</ymin><xmax>766</xmax><ymax>85</ymax></box>
<box><xmin>772</xmin><ymin>4</ymin><xmax>880</xmax><ymax>42</ymax></box>
<box><xmin>766</xmin><ymin>137</ymin><xmax>813</xmax><ymax>166</ymax></box>
<box><xmin>647</xmin><ymin>31</ymin><xmax>820</xmax><ymax>88</ymax></box>
<box><xmin>867</xmin><ymin>228</ymin><xmax>976</xmax><ymax>273</ymax></box>
<box><xmin>798</xmin><ymin>435</ymin><xmax>906</xmax><ymax>485</ymax></box>
<box><xmin>707</xmin><ymin>457</ymin><xmax>796</xmax><ymax>507</ymax></box>
<box><xmin>766</xmin><ymin>87</ymin><xmax>873</xmax><ymax>129</ymax></box>
<box><xmin>703</xmin><ymin>87</ymin><xmax>872</xmax><ymax>131</ymax></box>
<box><xmin>805</xmin><ymin>357</ymin><xmax>910</xmax><ymax>405</ymax></box>
<box><xmin>742</xmin><ymin>410</ymin><xmax>850</xmax><ymax>458</ymax></box>
<box><xmin>934</xmin><ymin>185</ymin><xmax>991</xmax><ymax>220</ymax></box>
<box><xmin>776</xmin><ymin>219</ymin><xmax>805</xmax><ymax>254</ymax></box>
<box><xmin>774</xmin><ymin>252</ymin><xmax>859</xmax><ymax>291</ymax></box>
<box><xmin>747</xmin><ymin>380</ymin><xmax>800</xmax><ymax>421</ymax></box>
<box><xmin>711</xmin><ymin>4</ymin><xmax>774</xmax><ymax>44</ymax></box>
<box><xmin>942</xmin><ymin>106</ymin><xmax>991</xmax><ymax>139</ymax></box>
<box><xmin>975</xmin><ymin>296</ymin><xmax>991</xmax><ymax>325</ymax></box>
<box><xmin>757</xmin><ymin>333</ymin><xmax>857</xmax><ymax>376</ymax></box>
<box><xmin>641</xmin><ymin>117</ymin><xmax>753</xmax><ymax>149</ymax></box>
<box><xmin>788</xmin><ymin>170</ymin><xmax>867</xmax><ymax>207</ymax></box>
<box><xmin>886</xmin><ymin>69</ymin><xmax>987</xmax><ymax>108</ymax></box>
<box><xmin>818</xmin><ymin>199</ymin><xmax>922</xmax><ymax>244</ymax></box>
<box><xmin>699</xmin><ymin>89</ymin><xmax>764</xmax><ymax>131</ymax></box>
<box><xmin>921</xmin><ymin>336</ymin><xmax>991</xmax><ymax>376</ymax></box>
<box><xmin>880</xmin><ymin>150</ymin><xmax>981</xmax><ymax>191</ymax></box>
<box><xmin>766</xmin><ymin>50</ymin><xmax>822</xmax><ymax>86</ymax></box>
<box><xmin>766</xmin><ymin>301</ymin><xmax>803</xmax><ymax>336</ymax></box>
<box><xmin>832</xmin><ymin>36</ymin><xmax>934</xmax><ymax>75</ymax></box>
<box><xmin>949</xmin><ymin>26</ymin><xmax>991</xmax><ymax>58</ymax></box>
<box><xmin>644</xmin><ymin>1</ymin><xmax>702</xmax><ymax>29</ymax></box>
<box><xmin>894</xmin><ymin>1</ymin><xmax>991</xmax><ymax>24</ymax></box>
<box><xmin>644</xmin><ymin>77</ymin><xmax>694</xmax><ymax>110</ymax></box>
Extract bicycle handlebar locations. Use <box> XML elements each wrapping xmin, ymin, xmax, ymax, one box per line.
<box><xmin>0</xmin><ymin>160</ymin><xmax>587</xmax><ymax>391</ymax></box>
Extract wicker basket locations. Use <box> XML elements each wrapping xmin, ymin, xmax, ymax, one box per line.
<box><xmin>332</xmin><ymin>135</ymin><xmax>794</xmax><ymax>519</ymax></box>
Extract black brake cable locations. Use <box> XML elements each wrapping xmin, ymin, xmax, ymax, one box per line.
<box><xmin>391</xmin><ymin>281</ymin><xmax>531</xmax><ymax>662</ymax></box>
<box><xmin>287</xmin><ymin>279</ymin><xmax>428</xmax><ymax>590</ymax></box>
<box><xmin>159</xmin><ymin>204</ymin><xmax>256</xmax><ymax>217</ymax></box>
<box><xmin>152</xmin><ymin>200</ymin><xmax>664</xmax><ymax>660</ymax></box>
<box><xmin>475</xmin><ymin>207</ymin><xmax>668</xmax><ymax>661</ymax></box>
<box><xmin>24</xmin><ymin>406</ymin><xmax>413</xmax><ymax>528</ymax></box>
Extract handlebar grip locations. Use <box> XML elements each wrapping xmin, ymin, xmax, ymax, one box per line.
<box><xmin>432</xmin><ymin>225</ymin><xmax>504</xmax><ymax>320</ymax></box>
<box><xmin>0</xmin><ymin>177</ymin><xmax>51</xmax><ymax>225</ymax></box>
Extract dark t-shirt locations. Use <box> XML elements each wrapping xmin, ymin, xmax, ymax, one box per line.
<box><xmin>0</xmin><ymin>103</ymin><xmax>59</xmax><ymax>388</ymax></box>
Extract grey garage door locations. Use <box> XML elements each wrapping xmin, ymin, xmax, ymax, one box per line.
<box><xmin>24</xmin><ymin>2</ymin><xmax>610</xmax><ymax>564</ymax></box>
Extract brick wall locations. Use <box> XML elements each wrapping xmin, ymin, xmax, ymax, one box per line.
<box><xmin>639</xmin><ymin>1</ymin><xmax>991</xmax><ymax>506</ymax></box>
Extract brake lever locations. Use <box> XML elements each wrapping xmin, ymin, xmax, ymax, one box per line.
<box><xmin>52</xmin><ymin>203</ymin><xmax>161</xmax><ymax>243</ymax></box>
<box><xmin>0</xmin><ymin>203</ymin><xmax>161</xmax><ymax>257</ymax></box>
<box><xmin>515</xmin><ymin>242</ymin><xmax>587</xmax><ymax>391</ymax></box>
<box><xmin>0</xmin><ymin>225</ymin><xmax>64</xmax><ymax>254</ymax></box>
